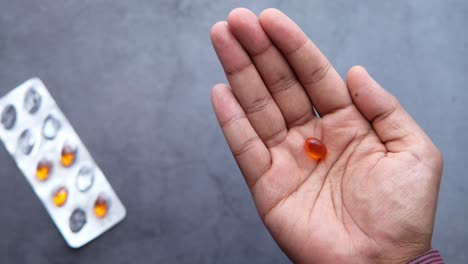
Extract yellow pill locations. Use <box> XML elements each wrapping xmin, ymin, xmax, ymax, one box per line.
<box><xmin>94</xmin><ymin>195</ymin><xmax>109</xmax><ymax>219</ymax></box>
<box><xmin>52</xmin><ymin>187</ymin><xmax>68</xmax><ymax>207</ymax></box>
<box><xmin>36</xmin><ymin>159</ymin><xmax>52</xmax><ymax>182</ymax></box>
<box><xmin>61</xmin><ymin>144</ymin><xmax>76</xmax><ymax>167</ymax></box>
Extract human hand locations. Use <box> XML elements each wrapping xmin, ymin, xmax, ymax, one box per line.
<box><xmin>210</xmin><ymin>8</ymin><xmax>443</xmax><ymax>264</ymax></box>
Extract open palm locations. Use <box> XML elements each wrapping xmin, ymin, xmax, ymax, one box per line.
<box><xmin>211</xmin><ymin>8</ymin><xmax>442</xmax><ymax>264</ymax></box>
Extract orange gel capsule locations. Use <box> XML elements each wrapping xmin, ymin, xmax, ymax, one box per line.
<box><xmin>36</xmin><ymin>159</ymin><xmax>52</xmax><ymax>182</ymax></box>
<box><xmin>304</xmin><ymin>138</ymin><xmax>327</xmax><ymax>161</ymax></box>
<box><xmin>53</xmin><ymin>187</ymin><xmax>68</xmax><ymax>207</ymax></box>
<box><xmin>61</xmin><ymin>144</ymin><xmax>76</xmax><ymax>167</ymax></box>
<box><xmin>94</xmin><ymin>196</ymin><xmax>109</xmax><ymax>219</ymax></box>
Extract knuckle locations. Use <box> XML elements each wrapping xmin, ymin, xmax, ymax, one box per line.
<box><xmin>285</xmin><ymin>37</ymin><xmax>308</xmax><ymax>56</ymax></box>
<box><xmin>263</xmin><ymin>128</ymin><xmax>287</xmax><ymax>148</ymax></box>
<box><xmin>268</xmin><ymin>72</ymin><xmax>298</xmax><ymax>95</ymax></box>
<box><xmin>373</xmin><ymin>95</ymin><xmax>400</xmax><ymax>124</ymax></box>
<box><xmin>220</xmin><ymin>113</ymin><xmax>245</xmax><ymax>129</ymax></box>
<box><xmin>251</xmin><ymin>43</ymin><xmax>272</xmax><ymax>58</ymax></box>
<box><xmin>301</xmin><ymin>61</ymin><xmax>331</xmax><ymax>87</ymax></box>
<box><xmin>225</xmin><ymin>61</ymin><xmax>252</xmax><ymax>76</ymax></box>
<box><xmin>232</xmin><ymin>136</ymin><xmax>261</xmax><ymax>157</ymax></box>
<box><xmin>245</xmin><ymin>95</ymin><xmax>272</xmax><ymax>114</ymax></box>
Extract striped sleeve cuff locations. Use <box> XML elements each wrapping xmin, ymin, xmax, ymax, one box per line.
<box><xmin>408</xmin><ymin>249</ymin><xmax>444</xmax><ymax>264</ymax></box>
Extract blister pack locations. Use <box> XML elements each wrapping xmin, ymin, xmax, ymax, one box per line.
<box><xmin>0</xmin><ymin>78</ymin><xmax>126</xmax><ymax>248</ymax></box>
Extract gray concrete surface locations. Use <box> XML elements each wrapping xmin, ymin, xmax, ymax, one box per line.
<box><xmin>0</xmin><ymin>1</ymin><xmax>466</xmax><ymax>263</ymax></box>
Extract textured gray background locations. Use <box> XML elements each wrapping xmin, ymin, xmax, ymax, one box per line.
<box><xmin>0</xmin><ymin>1</ymin><xmax>466</xmax><ymax>263</ymax></box>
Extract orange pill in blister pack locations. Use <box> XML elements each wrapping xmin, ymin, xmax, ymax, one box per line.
<box><xmin>36</xmin><ymin>159</ymin><xmax>52</xmax><ymax>182</ymax></box>
<box><xmin>94</xmin><ymin>195</ymin><xmax>109</xmax><ymax>219</ymax></box>
<box><xmin>0</xmin><ymin>78</ymin><xmax>126</xmax><ymax>248</ymax></box>
<box><xmin>304</xmin><ymin>138</ymin><xmax>327</xmax><ymax>161</ymax></box>
<box><xmin>53</xmin><ymin>187</ymin><xmax>68</xmax><ymax>207</ymax></box>
<box><xmin>61</xmin><ymin>143</ymin><xmax>76</xmax><ymax>167</ymax></box>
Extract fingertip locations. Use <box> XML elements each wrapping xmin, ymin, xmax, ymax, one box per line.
<box><xmin>259</xmin><ymin>8</ymin><xmax>282</xmax><ymax>21</ymax></box>
<box><xmin>210</xmin><ymin>21</ymin><xmax>228</xmax><ymax>42</ymax></box>
<box><xmin>228</xmin><ymin>8</ymin><xmax>270</xmax><ymax>55</ymax></box>
<box><xmin>259</xmin><ymin>8</ymin><xmax>289</xmax><ymax>28</ymax></box>
<box><xmin>228</xmin><ymin>7</ymin><xmax>255</xmax><ymax>23</ymax></box>
<box><xmin>346</xmin><ymin>65</ymin><xmax>372</xmax><ymax>93</ymax></box>
<box><xmin>347</xmin><ymin>65</ymin><xmax>367</xmax><ymax>78</ymax></box>
<box><xmin>228</xmin><ymin>8</ymin><xmax>258</xmax><ymax>33</ymax></box>
<box><xmin>258</xmin><ymin>8</ymin><xmax>306</xmax><ymax>53</ymax></box>
<box><xmin>211</xmin><ymin>83</ymin><xmax>229</xmax><ymax>103</ymax></box>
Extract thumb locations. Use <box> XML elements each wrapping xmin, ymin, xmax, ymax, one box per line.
<box><xmin>346</xmin><ymin>66</ymin><xmax>442</xmax><ymax>170</ymax></box>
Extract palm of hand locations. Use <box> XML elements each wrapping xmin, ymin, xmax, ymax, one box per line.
<box><xmin>210</xmin><ymin>8</ymin><xmax>442</xmax><ymax>264</ymax></box>
<box><xmin>262</xmin><ymin>107</ymin><xmax>439</xmax><ymax>263</ymax></box>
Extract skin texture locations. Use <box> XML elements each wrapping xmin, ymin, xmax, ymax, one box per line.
<box><xmin>210</xmin><ymin>8</ymin><xmax>443</xmax><ymax>264</ymax></box>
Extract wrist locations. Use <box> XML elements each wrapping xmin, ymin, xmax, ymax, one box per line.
<box><xmin>374</xmin><ymin>242</ymin><xmax>432</xmax><ymax>264</ymax></box>
<box><xmin>407</xmin><ymin>249</ymin><xmax>444</xmax><ymax>264</ymax></box>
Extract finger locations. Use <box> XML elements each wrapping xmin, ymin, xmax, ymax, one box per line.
<box><xmin>211</xmin><ymin>21</ymin><xmax>287</xmax><ymax>147</ymax></box>
<box><xmin>227</xmin><ymin>8</ymin><xmax>314</xmax><ymax>127</ymax></box>
<box><xmin>211</xmin><ymin>84</ymin><xmax>271</xmax><ymax>187</ymax></box>
<box><xmin>259</xmin><ymin>8</ymin><xmax>352</xmax><ymax>116</ymax></box>
<box><xmin>346</xmin><ymin>66</ymin><xmax>442</xmax><ymax>167</ymax></box>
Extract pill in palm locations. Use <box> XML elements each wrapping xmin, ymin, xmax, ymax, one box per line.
<box><xmin>304</xmin><ymin>138</ymin><xmax>327</xmax><ymax>161</ymax></box>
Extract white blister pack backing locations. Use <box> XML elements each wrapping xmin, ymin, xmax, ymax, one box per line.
<box><xmin>0</xmin><ymin>78</ymin><xmax>126</xmax><ymax>248</ymax></box>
